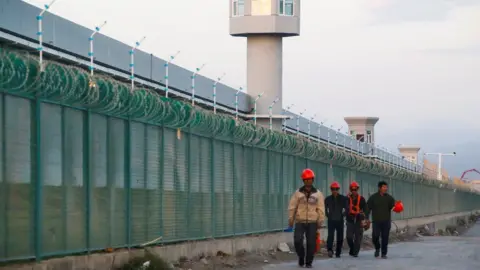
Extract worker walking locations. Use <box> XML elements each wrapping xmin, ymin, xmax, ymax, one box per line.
<box><xmin>366</xmin><ymin>181</ymin><xmax>396</xmax><ymax>259</ymax></box>
<box><xmin>288</xmin><ymin>168</ymin><xmax>325</xmax><ymax>268</ymax></box>
<box><xmin>324</xmin><ymin>181</ymin><xmax>347</xmax><ymax>258</ymax></box>
<box><xmin>346</xmin><ymin>181</ymin><xmax>368</xmax><ymax>257</ymax></box>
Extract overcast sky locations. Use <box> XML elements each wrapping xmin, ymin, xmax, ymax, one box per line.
<box><xmin>24</xmin><ymin>0</ymin><xmax>479</xmax><ymax>169</ymax></box>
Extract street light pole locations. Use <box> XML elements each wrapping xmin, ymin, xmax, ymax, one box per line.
<box><xmin>424</xmin><ymin>152</ymin><xmax>456</xmax><ymax>181</ymax></box>
<box><xmin>191</xmin><ymin>63</ymin><xmax>206</xmax><ymax>106</ymax></box>
<box><xmin>37</xmin><ymin>0</ymin><xmax>58</xmax><ymax>72</ymax></box>
<box><xmin>307</xmin><ymin>114</ymin><xmax>317</xmax><ymax>140</ymax></box>
<box><xmin>88</xmin><ymin>20</ymin><xmax>107</xmax><ymax>78</ymax></box>
<box><xmin>335</xmin><ymin>126</ymin><xmax>343</xmax><ymax>146</ymax></box>
<box><xmin>328</xmin><ymin>125</ymin><xmax>333</xmax><ymax>146</ymax></box>
<box><xmin>317</xmin><ymin>119</ymin><xmax>327</xmax><ymax>143</ymax></box>
<box><xmin>268</xmin><ymin>97</ymin><xmax>280</xmax><ymax>130</ymax></box>
<box><xmin>235</xmin><ymin>87</ymin><xmax>243</xmax><ymax>121</ymax></box>
<box><xmin>253</xmin><ymin>92</ymin><xmax>265</xmax><ymax>126</ymax></box>
<box><xmin>130</xmin><ymin>36</ymin><xmax>147</xmax><ymax>91</ymax></box>
<box><xmin>283</xmin><ymin>104</ymin><xmax>294</xmax><ymax>133</ymax></box>
<box><xmin>164</xmin><ymin>50</ymin><xmax>180</xmax><ymax>98</ymax></box>
<box><xmin>296</xmin><ymin>109</ymin><xmax>306</xmax><ymax>136</ymax></box>
<box><xmin>213</xmin><ymin>72</ymin><xmax>226</xmax><ymax>114</ymax></box>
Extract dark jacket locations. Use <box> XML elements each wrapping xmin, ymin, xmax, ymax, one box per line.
<box><xmin>366</xmin><ymin>192</ymin><xmax>396</xmax><ymax>222</ymax></box>
<box><xmin>324</xmin><ymin>194</ymin><xmax>347</xmax><ymax>221</ymax></box>
<box><xmin>345</xmin><ymin>194</ymin><xmax>368</xmax><ymax>223</ymax></box>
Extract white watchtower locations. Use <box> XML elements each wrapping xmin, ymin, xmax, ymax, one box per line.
<box><xmin>398</xmin><ymin>145</ymin><xmax>421</xmax><ymax>165</ymax></box>
<box><xmin>229</xmin><ymin>0</ymin><xmax>300</xmax><ymax>130</ymax></box>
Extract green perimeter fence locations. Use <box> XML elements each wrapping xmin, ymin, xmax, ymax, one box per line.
<box><xmin>1</xmin><ymin>46</ymin><xmax>480</xmax><ymax>262</ymax></box>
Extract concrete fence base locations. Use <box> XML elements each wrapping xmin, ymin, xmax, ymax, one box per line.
<box><xmin>4</xmin><ymin>210</ymin><xmax>479</xmax><ymax>270</ymax></box>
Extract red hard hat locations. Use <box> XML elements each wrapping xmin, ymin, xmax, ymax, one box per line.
<box><xmin>350</xmin><ymin>181</ymin><xmax>360</xmax><ymax>189</ymax></box>
<box><xmin>301</xmin><ymin>169</ymin><xmax>315</xmax><ymax>180</ymax></box>
<box><xmin>393</xmin><ymin>200</ymin><xmax>404</xmax><ymax>213</ymax></box>
<box><xmin>330</xmin><ymin>181</ymin><xmax>340</xmax><ymax>189</ymax></box>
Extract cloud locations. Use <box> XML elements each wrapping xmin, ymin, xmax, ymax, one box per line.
<box><xmin>300</xmin><ymin>0</ymin><xmax>480</xmax><ymax>53</ymax></box>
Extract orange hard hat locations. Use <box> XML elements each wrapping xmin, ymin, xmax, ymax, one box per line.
<box><xmin>330</xmin><ymin>181</ymin><xmax>340</xmax><ymax>189</ymax></box>
<box><xmin>350</xmin><ymin>181</ymin><xmax>360</xmax><ymax>189</ymax></box>
<box><xmin>393</xmin><ymin>200</ymin><xmax>404</xmax><ymax>213</ymax></box>
<box><xmin>301</xmin><ymin>169</ymin><xmax>315</xmax><ymax>180</ymax></box>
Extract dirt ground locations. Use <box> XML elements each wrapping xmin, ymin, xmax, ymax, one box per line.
<box><xmin>173</xmin><ymin>214</ymin><xmax>480</xmax><ymax>270</ymax></box>
<box><xmin>173</xmin><ymin>230</ymin><xmax>420</xmax><ymax>270</ymax></box>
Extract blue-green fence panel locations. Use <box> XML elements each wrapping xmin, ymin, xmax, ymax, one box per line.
<box><xmin>268</xmin><ymin>151</ymin><xmax>284</xmax><ymax>231</ymax></box>
<box><xmin>107</xmin><ymin>118</ymin><xmax>127</xmax><ymax>247</ymax></box>
<box><xmin>41</xmin><ymin>103</ymin><xmax>65</xmax><ymax>254</ymax></box>
<box><xmin>189</xmin><ymin>134</ymin><xmax>213</xmax><ymax>239</ymax></box>
<box><xmin>3</xmin><ymin>95</ymin><xmax>34</xmax><ymax>260</ymax></box>
<box><xmin>251</xmin><ymin>147</ymin><xmax>268</xmax><ymax>233</ymax></box>
<box><xmin>214</xmin><ymin>139</ymin><xmax>234</xmax><ymax>237</ymax></box>
<box><xmin>173</xmin><ymin>129</ymin><xmax>189</xmax><ymax>241</ymax></box>
<box><xmin>1</xmin><ymin>94</ymin><xmax>480</xmax><ymax>262</ymax></box>
<box><xmin>0</xmin><ymin>94</ymin><xmax>4</xmax><ymax>260</ymax></box>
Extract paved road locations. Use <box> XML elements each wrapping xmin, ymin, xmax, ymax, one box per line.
<box><xmin>264</xmin><ymin>223</ymin><xmax>480</xmax><ymax>270</ymax></box>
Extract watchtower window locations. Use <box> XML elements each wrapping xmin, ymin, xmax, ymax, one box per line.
<box><xmin>232</xmin><ymin>0</ymin><xmax>245</xmax><ymax>16</ymax></box>
<box><xmin>279</xmin><ymin>0</ymin><xmax>294</xmax><ymax>16</ymax></box>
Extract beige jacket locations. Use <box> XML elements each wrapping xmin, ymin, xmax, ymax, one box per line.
<box><xmin>288</xmin><ymin>186</ymin><xmax>326</xmax><ymax>226</ymax></box>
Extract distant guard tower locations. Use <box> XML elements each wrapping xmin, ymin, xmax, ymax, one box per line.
<box><xmin>398</xmin><ymin>145</ymin><xmax>421</xmax><ymax>164</ymax></box>
<box><xmin>230</xmin><ymin>0</ymin><xmax>300</xmax><ymax>130</ymax></box>
<box><xmin>344</xmin><ymin>117</ymin><xmax>379</xmax><ymax>144</ymax></box>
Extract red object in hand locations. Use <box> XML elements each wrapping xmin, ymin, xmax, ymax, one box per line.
<box><xmin>315</xmin><ymin>231</ymin><xmax>321</xmax><ymax>253</ymax></box>
<box><xmin>393</xmin><ymin>200</ymin><xmax>404</xmax><ymax>213</ymax></box>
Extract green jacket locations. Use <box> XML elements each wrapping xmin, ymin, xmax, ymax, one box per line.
<box><xmin>366</xmin><ymin>192</ymin><xmax>395</xmax><ymax>222</ymax></box>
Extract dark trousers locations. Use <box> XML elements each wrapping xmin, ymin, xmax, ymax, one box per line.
<box><xmin>372</xmin><ymin>221</ymin><xmax>391</xmax><ymax>255</ymax></box>
<box><xmin>326</xmin><ymin>220</ymin><xmax>344</xmax><ymax>255</ymax></box>
<box><xmin>294</xmin><ymin>223</ymin><xmax>317</xmax><ymax>265</ymax></box>
<box><xmin>346</xmin><ymin>221</ymin><xmax>363</xmax><ymax>255</ymax></box>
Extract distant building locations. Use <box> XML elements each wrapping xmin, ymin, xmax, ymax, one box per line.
<box><xmin>398</xmin><ymin>145</ymin><xmax>420</xmax><ymax>164</ymax></box>
<box><xmin>423</xmin><ymin>158</ymin><xmax>449</xmax><ymax>182</ymax></box>
<box><xmin>344</xmin><ymin>117</ymin><xmax>379</xmax><ymax>144</ymax></box>
<box><xmin>469</xmin><ymin>180</ymin><xmax>480</xmax><ymax>192</ymax></box>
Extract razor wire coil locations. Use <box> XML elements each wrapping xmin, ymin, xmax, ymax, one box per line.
<box><xmin>0</xmin><ymin>46</ymin><xmax>472</xmax><ymax>191</ymax></box>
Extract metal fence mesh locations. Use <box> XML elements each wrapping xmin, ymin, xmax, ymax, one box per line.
<box><xmin>0</xmin><ymin>46</ymin><xmax>480</xmax><ymax>262</ymax></box>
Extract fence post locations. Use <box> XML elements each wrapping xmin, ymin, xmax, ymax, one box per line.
<box><xmin>1</xmin><ymin>96</ymin><xmax>6</xmax><ymax>259</ymax></box>
<box><xmin>187</xmin><ymin>129</ymin><xmax>192</xmax><ymax>238</ymax></box>
<box><xmin>106</xmin><ymin>118</ymin><xmax>113</xmax><ymax>246</ymax></box>
<box><xmin>232</xmin><ymin>141</ymin><xmax>236</xmax><ymax>236</ymax></box>
<box><xmin>210</xmin><ymin>137</ymin><xmax>215</xmax><ymax>238</ymax></box>
<box><xmin>125</xmin><ymin>119</ymin><xmax>132</xmax><ymax>247</ymax></box>
<box><xmin>266</xmin><ymin>149</ymin><xmax>270</xmax><ymax>230</ymax></box>
<box><xmin>84</xmin><ymin>110</ymin><xmax>91</xmax><ymax>253</ymax></box>
<box><xmin>250</xmin><ymin>147</ymin><xmax>254</xmax><ymax>231</ymax></box>
<box><xmin>34</xmin><ymin>98</ymin><xmax>43</xmax><ymax>261</ymax></box>
<box><xmin>61</xmin><ymin>107</ymin><xmax>67</xmax><ymax>251</ymax></box>
<box><xmin>159</xmin><ymin>126</ymin><xmax>164</xmax><ymax>242</ymax></box>
<box><xmin>144</xmin><ymin>124</ymin><xmax>149</xmax><ymax>242</ymax></box>
<box><xmin>280</xmin><ymin>152</ymin><xmax>284</xmax><ymax>227</ymax></box>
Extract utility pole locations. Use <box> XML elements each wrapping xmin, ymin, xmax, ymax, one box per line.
<box><xmin>424</xmin><ymin>152</ymin><xmax>456</xmax><ymax>181</ymax></box>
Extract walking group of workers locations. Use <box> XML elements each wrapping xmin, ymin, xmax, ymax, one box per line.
<box><xmin>288</xmin><ymin>168</ymin><xmax>404</xmax><ymax>268</ymax></box>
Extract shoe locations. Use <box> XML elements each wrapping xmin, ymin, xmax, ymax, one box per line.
<box><xmin>335</xmin><ymin>254</ymin><xmax>341</xmax><ymax>258</ymax></box>
<box><xmin>327</xmin><ymin>250</ymin><xmax>333</xmax><ymax>258</ymax></box>
<box><xmin>374</xmin><ymin>249</ymin><xmax>380</xmax><ymax>258</ymax></box>
<box><xmin>305</xmin><ymin>264</ymin><xmax>313</xmax><ymax>268</ymax></box>
<box><xmin>298</xmin><ymin>257</ymin><xmax>305</xmax><ymax>267</ymax></box>
<box><xmin>381</xmin><ymin>254</ymin><xmax>388</xmax><ymax>259</ymax></box>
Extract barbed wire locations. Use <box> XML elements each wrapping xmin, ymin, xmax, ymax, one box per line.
<box><xmin>0</xmin><ymin>46</ymin><xmax>474</xmax><ymax>193</ymax></box>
